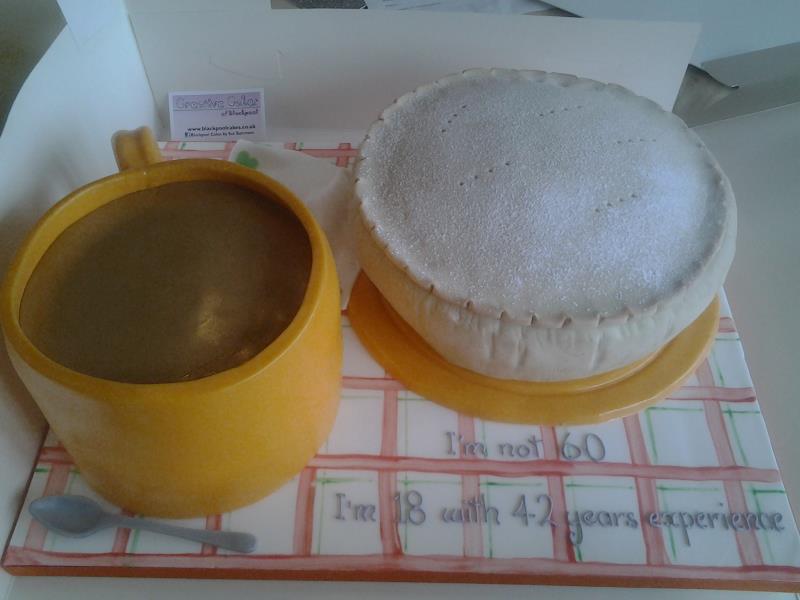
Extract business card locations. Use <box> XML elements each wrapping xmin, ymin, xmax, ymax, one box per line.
<box><xmin>168</xmin><ymin>89</ymin><xmax>266</xmax><ymax>141</ymax></box>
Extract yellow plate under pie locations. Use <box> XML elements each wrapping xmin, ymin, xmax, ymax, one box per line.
<box><xmin>348</xmin><ymin>272</ymin><xmax>719</xmax><ymax>425</ymax></box>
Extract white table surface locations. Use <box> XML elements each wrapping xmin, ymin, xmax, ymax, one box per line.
<box><xmin>6</xmin><ymin>578</ymin><xmax>797</xmax><ymax>599</ymax></box>
<box><xmin>3</xmin><ymin>105</ymin><xmax>799</xmax><ymax>600</ymax></box>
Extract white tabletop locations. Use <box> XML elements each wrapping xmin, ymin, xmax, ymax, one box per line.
<box><xmin>7</xmin><ymin>578</ymin><xmax>797</xmax><ymax>599</ymax></box>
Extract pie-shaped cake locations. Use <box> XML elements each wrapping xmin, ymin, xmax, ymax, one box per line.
<box><xmin>354</xmin><ymin>69</ymin><xmax>736</xmax><ymax>381</ymax></box>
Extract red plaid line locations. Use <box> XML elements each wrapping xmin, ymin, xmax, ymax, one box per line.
<box><xmin>697</xmin><ymin>359</ymin><xmax>764</xmax><ymax>566</ymax></box>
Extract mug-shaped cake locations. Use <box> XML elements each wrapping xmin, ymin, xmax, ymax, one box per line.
<box><xmin>1</xmin><ymin>128</ymin><xmax>342</xmax><ymax>517</ymax></box>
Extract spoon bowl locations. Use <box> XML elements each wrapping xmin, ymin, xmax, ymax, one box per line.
<box><xmin>30</xmin><ymin>495</ymin><xmax>109</xmax><ymax>537</ymax></box>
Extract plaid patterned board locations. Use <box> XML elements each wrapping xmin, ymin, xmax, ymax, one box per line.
<box><xmin>3</xmin><ymin>142</ymin><xmax>800</xmax><ymax>591</ymax></box>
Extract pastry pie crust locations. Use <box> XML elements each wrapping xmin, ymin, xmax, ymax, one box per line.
<box><xmin>354</xmin><ymin>69</ymin><xmax>736</xmax><ymax>381</ymax></box>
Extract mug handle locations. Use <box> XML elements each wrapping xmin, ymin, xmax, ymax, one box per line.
<box><xmin>112</xmin><ymin>127</ymin><xmax>163</xmax><ymax>171</ymax></box>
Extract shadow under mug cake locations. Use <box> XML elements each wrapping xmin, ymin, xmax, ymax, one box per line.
<box><xmin>354</xmin><ymin>68</ymin><xmax>736</xmax><ymax>382</ymax></box>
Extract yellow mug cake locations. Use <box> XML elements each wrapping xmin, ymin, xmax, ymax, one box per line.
<box><xmin>1</xmin><ymin>129</ymin><xmax>342</xmax><ymax>516</ymax></box>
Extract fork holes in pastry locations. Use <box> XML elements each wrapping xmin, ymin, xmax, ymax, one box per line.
<box><xmin>537</xmin><ymin>104</ymin><xmax>583</xmax><ymax>117</ymax></box>
<box><xmin>596</xmin><ymin>192</ymin><xmax>641</xmax><ymax>212</ymax></box>
<box><xmin>460</xmin><ymin>161</ymin><xmax>513</xmax><ymax>188</ymax></box>
<box><xmin>616</xmin><ymin>137</ymin><xmax>657</xmax><ymax>145</ymax></box>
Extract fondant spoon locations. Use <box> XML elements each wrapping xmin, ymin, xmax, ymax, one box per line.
<box><xmin>29</xmin><ymin>495</ymin><xmax>256</xmax><ymax>553</ymax></box>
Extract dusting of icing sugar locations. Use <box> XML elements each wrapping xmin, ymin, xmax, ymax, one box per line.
<box><xmin>357</xmin><ymin>69</ymin><xmax>731</xmax><ymax>321</ymax></box>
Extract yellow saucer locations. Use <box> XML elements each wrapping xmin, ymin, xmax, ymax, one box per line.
<box><xmin>348</xmin><ymin>272</ymin><xmax>719</xmax><ymax>425</ymax></box>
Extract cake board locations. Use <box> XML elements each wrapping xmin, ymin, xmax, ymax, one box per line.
<box><xmin>3</xmin><ymin>141</ymin><xmax>799</xmax><ymax>592</ymax></box>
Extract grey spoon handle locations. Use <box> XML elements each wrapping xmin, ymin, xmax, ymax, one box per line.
<box><xmin>114</xmin><ymin>515</ymin><xmax>256</xmax><ymax>553</ymax></box>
